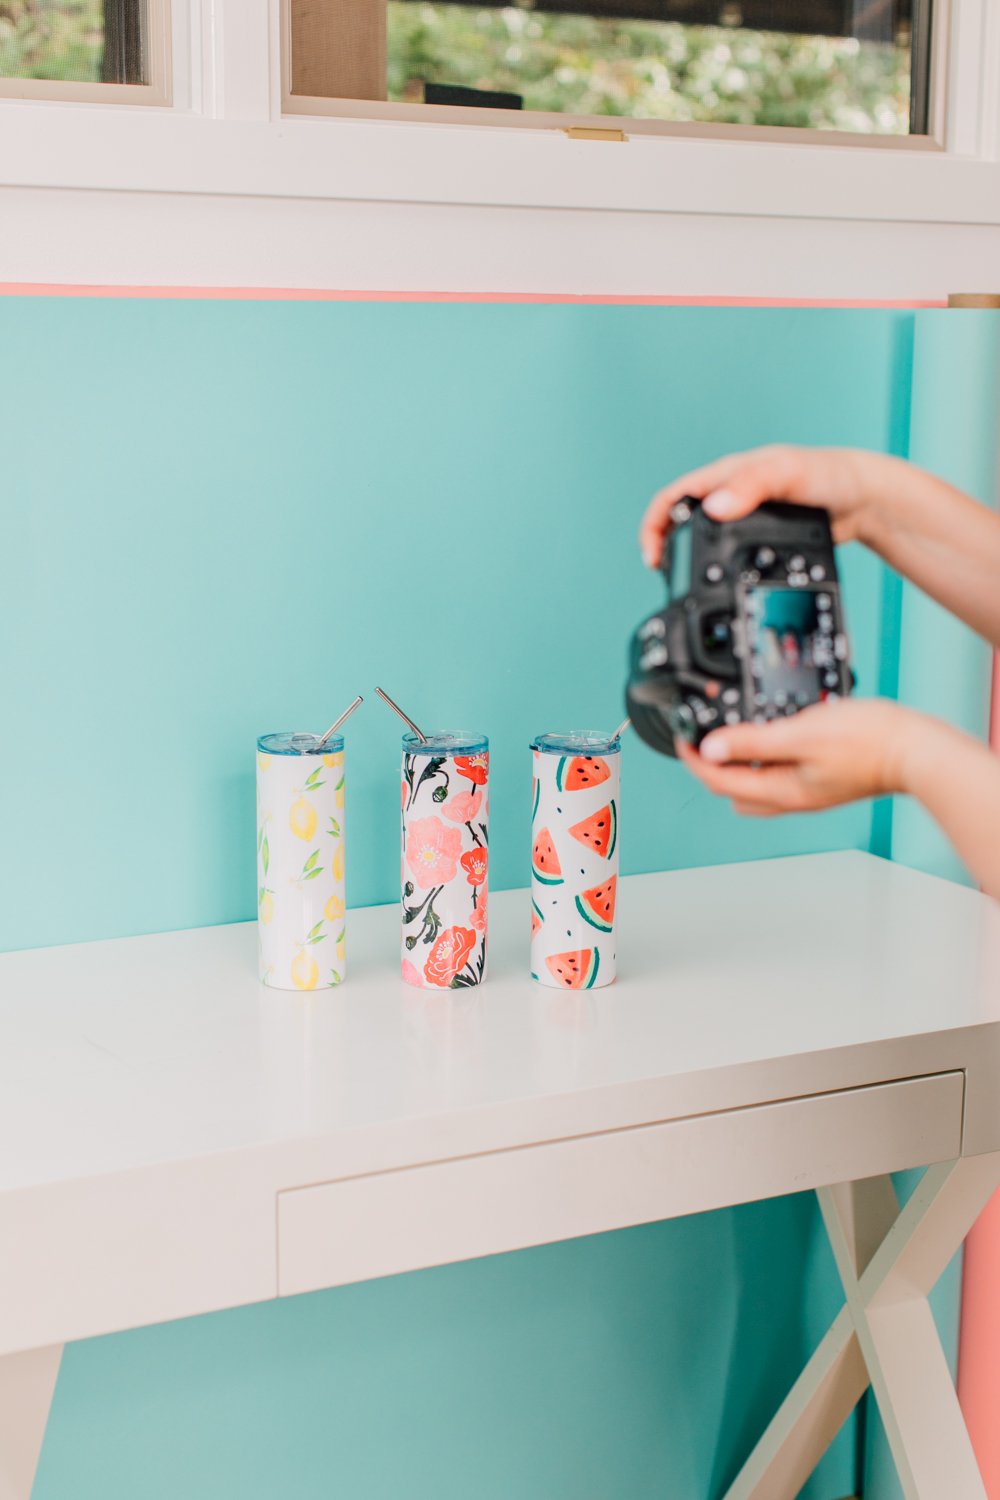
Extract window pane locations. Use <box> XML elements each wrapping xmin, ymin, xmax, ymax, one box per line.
<box><xmin>291</xmin><ymin>0</ymin><xmax>932</xmax><ymax>136</ymax></box>
<box><xmin>0</xmin><ymin>0</ymin><xmax>149</xmax><ymax>85</ymax></box>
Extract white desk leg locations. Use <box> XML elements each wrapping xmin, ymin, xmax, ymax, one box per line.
<box><xmin>723</xmin><ymin>1154</ymin><xmax>1000</xmax><ymax>1500</ymax></box>
<box><xmin>723</xmin><ymin>1178</ymin><xmax>899</xmax><ymax>1500</ymax></box>
<box><xmin>721</xmin><ymin>1309</ymin><xmax>867</xmax><ymax>1500</ymax></box>
<box><xmin>0</xmin><ymin>1345</ymin><xmax>62</xmax><ymax>1500</ymax></box>
<box><xmin>821</xmin><ymin>1155</ymin><xmax>1000</xmax><ymax>1500</ymax></box>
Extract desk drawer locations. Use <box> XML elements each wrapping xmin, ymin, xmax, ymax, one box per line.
<box><xmin>277</xmin><ymin>1071</ymin><xmax>964</xmax><ymax>1297</ymax></box>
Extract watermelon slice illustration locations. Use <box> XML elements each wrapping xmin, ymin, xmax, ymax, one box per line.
<box><xmin>556</xmin><ymin>755</ymin><xmax>612</xmax><ymax>792</ymax></box>
<box><xmin>531</xmin><ymin>827</ymin><xmax>563</xmax><ymax>885</ymax></box>
<box><xmin>575</xmin><ymin>875</ymin><xmax>617</xmax><ymax>933</ymax></box>
<box><xmin>545</xmin><ymin>948</ymin><xmax>601</xmax><ymax>990</ymax></box>
<box><xmin>568</xmin><ymin>800</ymin><xmax>617</xmax><ymax>860</ymax></box>
<box><xmin>531</xmin><ymin>898</ymin><xmax>544</xmax><ymax>936</ymax></box>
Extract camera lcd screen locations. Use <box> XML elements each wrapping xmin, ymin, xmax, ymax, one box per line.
<box><xmin>744</xmin><ymin>585</ymin><xmax>840</xmax><ymax>706</ymax></box>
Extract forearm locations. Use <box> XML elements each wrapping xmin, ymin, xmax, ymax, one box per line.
<box><xmin>899</xmin><ymin>715</ymin><xmax>1000</xmax><ymax>901</ymax></box>
<box><xmin>857</xmin><ymin>454</ymin><xmax>1000</xmax><ymax>649</ymax></box>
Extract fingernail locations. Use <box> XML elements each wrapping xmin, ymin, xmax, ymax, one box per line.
<box><xmin>641</xmin><ymin>543</ymin><xmax>659</xmax><ymax>568</ymax></box>
<box><xmin>700</xmin><ymin>735</ymin><xmax>729</xmax><ymax>763</ymax></box>
<box><xmin>703</xmin><ymin>488</ymin><xmax>738</xmax><ymax>519</ymax></box>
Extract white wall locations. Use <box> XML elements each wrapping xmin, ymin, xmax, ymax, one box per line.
<box><xmin>2</xmin><ymin>0</ymin><xmax>1000</xmax><ymax>299</ymax></box>
<box><xmin>5</xmin><ymin>187</ymin><xmax>1000</xmax><ymax>299</ymax></box>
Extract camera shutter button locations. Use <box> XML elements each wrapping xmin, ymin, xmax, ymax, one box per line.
<box><xmin>754</xmin><ymin>547</ymin><xmax>777</xmax><ymax>570</ymax></box>
<box><xmin>705</xmin><ymin>563</ymin><xmax>724</xmax><ymax>584</ymax></box>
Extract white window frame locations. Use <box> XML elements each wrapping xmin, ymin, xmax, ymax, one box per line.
<box><xmin>281</xmin><ymin>0</ymin><xmax>951</xmax><ymax>153</ymax></box>
<box><xmin>0</xmin><ymin>0</ymin><xmax>173</xmax><ymax>106</ymax></box>
<box><xmin>0</xmin><ymin>0</ymin><xmax>999</xmax><ymax>230</ymax></box>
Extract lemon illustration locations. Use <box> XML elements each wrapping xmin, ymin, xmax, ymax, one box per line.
<box><xmin>259</xmin><ymin>891</ymin><xmax>275</xmax><ymax>926</ymax></box>
<box><xmin>257</xmin><ymin>753</ymin><xmax>272</xmax><ymax>771</ymax></box>
<box><xmin>336</xmin><ymin>930</ymin><xmax>346</xmax><ymax>963</ymax></box>
<box><xmin>323</xmin><ymin>751</ymin><xmax>344</xmax><ymax>769</ymax></box>
<box><xmin>291</xmin><ymin>948</ymin><xmax>319</xmax><ymax>990</ymax></box>
<box><xmin>325</xmin><ymin>892</ymin><xmax>346</xmax><ymax>922</ymax></box>
<box><xmin>333</xmin><ymin>842</ymin><xmax>345</xmax><ymax>882</ymax></box>
<box><xmin>290</xmin><ymin>795</ymin><xmax>318</xmax><ymax>842</ymax></box>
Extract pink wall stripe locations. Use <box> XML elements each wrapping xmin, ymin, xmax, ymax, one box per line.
<box><xmin>0</xmin><ymin>282</ymin><xmax>947</xmax><ymax>307</ymax></box>
<box><xmin>960</xmin><ymin>651</ymin><xmax>1000</xmax><ymax>1497</ymax></box>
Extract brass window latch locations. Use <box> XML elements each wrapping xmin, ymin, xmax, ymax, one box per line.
<box><xmin>563</xmin><ymin>126</ymin><xmax>628</xmax><ymax>142</ymax></box>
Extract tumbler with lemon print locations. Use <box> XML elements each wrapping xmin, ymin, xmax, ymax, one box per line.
<box><xmin>256</xmin><ymin>731</ymin><xmax>347</xmax><ymax>989</ymax></box>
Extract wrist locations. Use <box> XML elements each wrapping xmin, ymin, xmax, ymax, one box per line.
<box><xmin>891</xmin><ymin>710</ymin><xmax>954</xmax><ymax>800</ymax></box>
<box><xmin>841</xmin><ymin>451</ymin><xmax>907</xmax><ymax>552</ymax></box>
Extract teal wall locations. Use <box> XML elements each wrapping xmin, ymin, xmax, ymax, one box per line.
<box><xmin>3</xmin><ymin>300</ymin><xmax>986</xmax><ymax>1500</ymax></box>
<box><xmin>1</xmin><ymin>301</ymin><xmax>907</xmax><ymax>954</ymax></box>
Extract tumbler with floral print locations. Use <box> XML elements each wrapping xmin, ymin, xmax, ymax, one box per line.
<box><xmin>400</xmin><ymin>733</ymin><xmax>489</xmax><ymax>990</ymax></box>
<box><xmin>257</xmin><ymin>731</ymin><xmax>347</xmax><ymax>990</ymax></box>
<box><xmin>530</xmin><ymin>730</ymin><xmax>620</xmax><ymax>990</ymax></box>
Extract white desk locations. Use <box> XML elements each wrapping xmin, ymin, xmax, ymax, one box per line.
<box><xmin>2</xmin><ymin>851</ymin><xmax>1000</xmax><ymax>1500</ymax></box>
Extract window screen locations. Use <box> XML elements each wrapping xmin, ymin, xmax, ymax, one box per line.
<box><xmin>289</xmin><ymin>0</ymin><xmax>933</xmax><ymax>136</ymax></box>
<box><xmin>0</xmin><ymin>0</ymin><xmax>149</xmax><ymax>86</ymax></box>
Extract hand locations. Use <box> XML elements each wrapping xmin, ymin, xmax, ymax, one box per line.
<box><xmin>639</xmin><ymin>444</ymin><xmax>892</xmax><ymax>569</ymax></box>
<box><xmin>677</xmin><ymin>699</ymin><xmax>921</xmax><ymax>817</ymax></box>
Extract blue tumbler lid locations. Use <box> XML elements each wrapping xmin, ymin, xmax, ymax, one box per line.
<box><xmin>257</xmin><ymin>731</ymin><xmax>345</xmax><ymax>756</ymax></box>
<box><xmin>531</xmin><ymin>730</ymin><xmax>622</xmax><ymax>755</ymax></box>
<box><xmin>402</xmin><ymin>732</ymin><xmax>488</xmax><ymax>756</ymax></box>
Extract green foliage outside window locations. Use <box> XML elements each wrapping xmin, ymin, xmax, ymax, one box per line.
<box><xmin>0</xmin><ymin>0</ymin><xmax>103</xmax><ymax>82</ymax></box>
<box><xmin>389</xmin><ymin>5</ymin><xmax>911</xmax><ymax>132</ymax></box>
<box><xmin>0</xmin><ymin>0</ymin><xmax>911</xmax><ymax>135</ymax></box>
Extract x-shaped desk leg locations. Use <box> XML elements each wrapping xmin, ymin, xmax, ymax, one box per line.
<box><xmin>0</xmin><ymin>1344</ymin><xmax>62</xmax><ymax>1500</ymax></box>
<box><xmin>723</xmin><ymin>1153</ymin><xmax>1000</xmax><ymax>1500</ymax></box>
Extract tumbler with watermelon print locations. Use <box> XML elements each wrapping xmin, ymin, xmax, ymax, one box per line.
<box><xmin>530</xmin><ymin>730</ymin><xmax>620</xmax><ymax>989</ymax></box>
<box><xmin>400</xmin><ymin>733</ymin><xmax>489</xmax><ymax>990</ymax></box>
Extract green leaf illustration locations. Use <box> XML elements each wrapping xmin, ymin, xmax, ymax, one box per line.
<box><xmin>304</xmin><ymin>850</ymin><xmax>321</xmax><ymax>872</ymax></box>
<box><xmin>262</xmin><ymin>837</ymin><xmax>270</xmax><ymax>875</ymax></box>
<box><xmin>336</xmin><ymin>930</ymin><xmax>345</xmax><ymax>944</ymax></box>
<box><xmin>327</xmin><ymin>817</ymin><xmax>341</xmax><ymax>838</ymax></box>
<box><xmin>258</xmin><ymin>886</ymin><xmax>266</xmax><ymax>904</ymax></box>
<box><xmin>304</xmin><ymin>867</ymin><xmax>322</xmax><ymax>880</ymax></box>
<box><xmin>330</xmin><ymin>970</ymin><xmax>342</xmax><ymax>986</ymax></box>
<box><xmin>305</xmin><ymin>768</ymin><xmax>325</xmax><ymax>790</ymax></box>
<box><xmin>335</xmin><ymin>776</ymin><xmax>345</xmax><ymax>791</ymax></box>
<box><xmin>307</xmin><ymin>921</ymin><xmax>324</xmax><ymax>942</ymax></box>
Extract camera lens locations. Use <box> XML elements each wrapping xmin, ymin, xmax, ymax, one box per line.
<box><xmin>701</xmin><ymin>613</ymin><xmax>731</xmax><ymax>654</ymax></box>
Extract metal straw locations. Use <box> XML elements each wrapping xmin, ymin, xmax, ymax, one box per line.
<box><xmin>318</xmin><ymin>694</ymin><xmax>364</xmax><ymax>747</ymax></box>
<box><xmin>374</xmin><ymin>686</ymin><xmax>428</xmax><ymax>743</ymax></box>
<box><xmin>613</xmin><ymin>718</ymin><xmax>631</xmax><ymax>743</ymax></box>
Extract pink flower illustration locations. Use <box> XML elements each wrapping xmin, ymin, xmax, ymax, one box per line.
<box><xmin>461</xmin><ymin>847</ymin><xmax>488</xmax><ymax>887</ymax></box>
<box><xmin>401</xmin><ymin>958</ymin><xmax>423</xmax><ymax>988</ymax></box>
<box><xmin>442</xmin><ymin>786</ymin><xmax>482</xmax><ymax>824</ymax></box>
<box><xmin>471</xmin><ymin>890</ymin><xmax>487</xmax><ymax>933</ymax></box>
<box><xmin>406</xmin><ymin>816</ymin><xmax>462</xmax><ymax>889</ymax></box>
<box><xmin>424</xmin><ymin>926</ymin><xmax>476</xmax><ymax>987</ymax></box>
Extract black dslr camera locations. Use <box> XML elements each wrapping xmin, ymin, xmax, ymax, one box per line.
<box><xmin>626</xmin><ymin>497</ymin><xmax>853</xmax><ymax>756</ymax></box>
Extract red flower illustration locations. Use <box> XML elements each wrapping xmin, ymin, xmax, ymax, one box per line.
<box><xmin>460</xmin><ymin>847</ymin><xmax>488</xmax><ymax>887</ymax></box>
<box><xmin>471</xmin><ymin>890</ymin><xmax>487</xmax><ymax>933</ymax></box>
<box><xmin>424</xmin><ymin>926</ymin><xmax>476</xmax><ymax>987</ymax></box>
<box><xmin>454</xmin><ymin>752</ymin><xmax>489</xmax><ymax>786</ymax></box>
